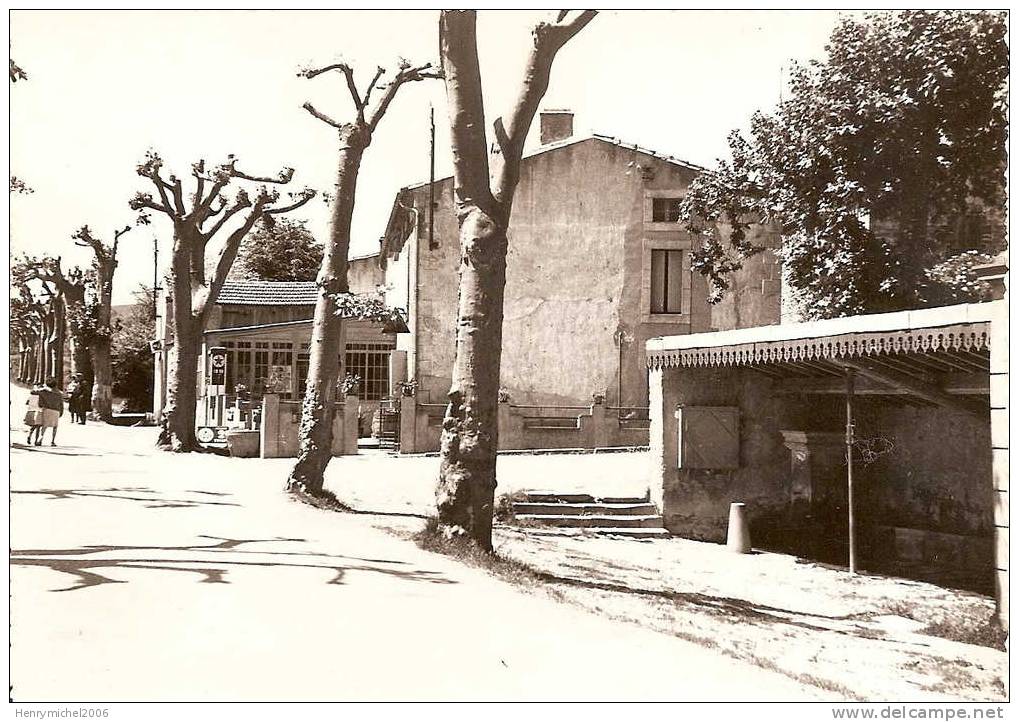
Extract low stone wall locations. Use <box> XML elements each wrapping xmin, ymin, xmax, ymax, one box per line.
<box><xmin>398</xmin><ymin>395</ymin><xmax>649</xmax><ymax>454</ymax></box>
<box><xmin>259</xmin><ymin>394</ymin><xmax>358</xmax><ymax>459</ymax></box>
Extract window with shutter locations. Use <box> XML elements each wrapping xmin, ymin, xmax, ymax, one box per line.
<box><xmin>650</xmin><ymin>249</ymin><xmax>684</xmax><ymax>314</ymax></box>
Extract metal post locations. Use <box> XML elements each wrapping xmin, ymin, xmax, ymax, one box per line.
<box><xmin>846</xmin><ymin>367</ymin><xmax>857</xmax><ymax>574</ymax></box>
<box><xmin>428</xmin><ymin>105</ymin><xmax>436</xmax><ymax>249</ymax></box>
<box><xmin>152</xmin><ymin>236</ymin><xmax>159</xmax><ymax>320</ymax></box>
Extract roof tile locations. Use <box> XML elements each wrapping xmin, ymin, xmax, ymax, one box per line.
<box><xmin>216</xmin><ymin>281</ymin><xmax>318</xmax><ymax>306</ymax></box>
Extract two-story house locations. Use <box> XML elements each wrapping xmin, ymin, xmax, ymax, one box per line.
<box><xmin>379</xmin><ymin>111</ymin><xmax>781</xmax><ymax>452</ymax></box>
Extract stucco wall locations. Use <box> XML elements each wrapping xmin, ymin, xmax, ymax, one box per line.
<box><xmin>348</xmin><ymin>254</ymin><xmax>384</xmax><ymax>296</ymax></box>
<box><xmin>650</xmin><ymin>365</ymin><xmax>810</xmax><ymax>548</ymax></box>
<box><xmin>397</xmin><ymin>137</ymin><xmax>727</xmax><ymax>409</ymax></box>
<box><xmin>709</xmin><ymin>224</ymin><xmax>783</xmax><ymax>332</ymax></box>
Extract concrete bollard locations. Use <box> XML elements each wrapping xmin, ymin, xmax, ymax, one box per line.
<box><xmin>727</xmin><ymin>502</ymin><xmax>752</xmax><ymax>554</ymax></box>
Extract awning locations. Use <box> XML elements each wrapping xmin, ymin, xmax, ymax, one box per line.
<box><xmin>646</xmin><ymin>303</ymin><xmax>994</xmax><ymax>371</ymax></box>
<box><xmin>645</xmin><ymin>302</ymin><xmax>1001</xmax><ymax>415</ymax></box>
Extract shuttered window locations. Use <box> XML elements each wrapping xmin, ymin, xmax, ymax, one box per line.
<box><xmin>650</xmin><ymin>249</ymin><xmax>683</xmax><ymax>314</ymax></box>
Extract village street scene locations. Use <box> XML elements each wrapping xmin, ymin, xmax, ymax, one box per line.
<box><xmin>8</xmin><ymin>9</ymin><xmax>1010</xmax><ymax>709</ymax></box>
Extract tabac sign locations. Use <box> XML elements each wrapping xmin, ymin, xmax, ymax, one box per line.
<box><xmin>208</xmin><ymin>346</ymin><xmax>228</xmax><ymax>394</ymax></box>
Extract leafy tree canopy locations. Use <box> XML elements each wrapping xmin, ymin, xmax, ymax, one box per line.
<box><xmin>231</xmin><ymin>217</ymin><xmax>324</xmax><ymax>282</ymax></box>
<box><xmin>111</xmin><ymin>285</ymin><xmax>156</xmax><ymax>412</ymax></box>
<box><xmin>682</xmin><ymin>10</ymin><xmax>1007</xmax><ymax>319</ymax></box>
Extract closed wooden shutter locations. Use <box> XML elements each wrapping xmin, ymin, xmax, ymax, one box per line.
<box><xmin>677</xmin><ymin>406</ymin><xmax>739</xmax><ymax>469</ymax></box>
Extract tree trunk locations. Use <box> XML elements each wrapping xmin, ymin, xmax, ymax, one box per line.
<box><xmin>435</xmin><ymin>211</ymin><xmax>508</xmax><ymax>550</ymax></box>
<box><xmin>69</xmin><ymin>330</ymin><xmax>92</xmax><ymax>382</ymax></box>
<box><xmin>159</xmin><ymin>242</ymin><xmax>201</xmax><ymax>451</ymax></box>
<box><xmin>287</xmin><ymin>134</ymin><xmax>366</xmax><ymax>495</ymax></box>
<box><xmin>88</xmin><ymin>338</ymin><xmax>114</xmax><ymax>421</ymax></box>
<box><xmin>434</xmin><ymin>10</ymin><xmax>595</xmax><ymax>549</ymax></box>
<box><xmin>160</xmin><ymin>325</ymin><xmax>200</xmax><ymax>451</ymax></box>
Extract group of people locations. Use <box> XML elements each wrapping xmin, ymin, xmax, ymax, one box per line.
<box><xmin>23</xmin><ymin>374</ymin><xmax>91</xmax><ymax>447</ymax></box>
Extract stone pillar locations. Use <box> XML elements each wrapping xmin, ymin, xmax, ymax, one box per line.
<box><xmin>780</xmin><ymin>430</ymin><xmax>846</xmax><ymax>559</ymax></box>
<box><xmin>989</xmin><ymin>299</ymin><xmax>1009</xmax><ymax>630</ymax></box>
<box><xmin>399</xmin><ymin>393</ymin><xmax>417</xmax><ymax>454</ymax></box>
<box><xmin>344</xmin><ymin>395</ymin><xmax>359</xmax><ymax>455</ymax></box>
<box><xmin>647</xmin><ymin>367</ymin><xmax>669</xmax><ymax>513</ymax></box>
<box><xmin>389</xmin><ymin>350</ymin><xmax>408</xmax><ymax>397</ymax></box>
<box><xmin>260</xmin><ymin>394</ymin><xmax>280</xmax><ymax>458</ymax></box>
<box><xmin>497</xmin><ymin>398</ymin><xmax>522</xmax><ymax>451</ymax></box>
<box><xmin>591</xmin><ymin>398</ymin><xmax>609</xmax><ymax>449</ymax></box>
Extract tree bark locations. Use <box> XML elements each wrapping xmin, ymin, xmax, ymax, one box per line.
<box><xmin>435</xmin><ymin>10</ymin><xmax>595</xmax><ymax>549</ymax></box>
<box><xmin>436</xmin><ymin>211</ymin><xmax>508</xmax><ymax>549</ymax></box>
<box><xmin>286</xmin><ymin>134</ymin><xmax>365</xmax><ymax>495</ymax></box>
<box><xmin>88</xmin><ymin>339</ymin><xmax>114</xmax><ymax>420</ymax></box>
<box><xmin>159</xmin><ymin>231</ymin><xmax>202</xmax><ymax>451</ymax></box>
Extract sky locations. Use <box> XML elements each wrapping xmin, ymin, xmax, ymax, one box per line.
<box><xmin>9</xmin><ymin>10</ymin><xmax>852</xmax><ymax>304</ymax></box>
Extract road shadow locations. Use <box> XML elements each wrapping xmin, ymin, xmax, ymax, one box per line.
<box><xmin>10</xmin><ymin>443</ymin><xmax>101</xmax><ymax>457</ymax></box>
<box><xmin>11</xmin><ymin>487</ymin><xmax>241</xmax><ymax>510</ymax></box>
<box><xmin>11</xmin><ymin>535</ymin><xmax>456</xmax><ymax>592</ymax></box>
<box><xmin>524</xmin><ymin>567</ymin><xmax>896</xmax><ymax>643</ymax></box>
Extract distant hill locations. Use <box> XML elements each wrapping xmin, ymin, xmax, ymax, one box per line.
<box><xmin>111</xmin><ymin>303</ymin><xmax>139</xmax><ymax>323</ymax></box>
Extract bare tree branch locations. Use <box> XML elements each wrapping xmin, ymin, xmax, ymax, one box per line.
<box><xmin>129</xmin><ymin>192</ymin><xmax>173</xmax><ymax>217</ymax></box>
<box><xmin>366</xmin><ymin>62</ymin><xmax>442</xmax><ymax>131</ymax></box>
<box><xmin>231</xmin><ymin>164</ymin><xmax>295</xmax><ymax>185</ymax></box>
<box><xmin>360</xmin><ymin>66</ymin><xmax>386</xmax><ymax>109</ymax></box>
<box><xmin>439</xmin><ymin>11</ymin><xmax>495</xmax><ymax>209</ymax></box>
<box><xmin>202</xmin><ymin>194</ymin><xmax>252</xmax><ymax>239</ymax></box>
<box><xmin>302</xmin><ymin>101</ymin><xmax>345</xmax><ymax>129</ymax></box>
<box><xmin>299</xmin><ymin>62</ymin><xmax>364</xmax><ymax>117</ymax></box>
<box><xmin>264</xmin><ymin>188</ymin><xmax>317</xmax><ymax>215</ymax></box>
<box><xmin>491</xmin><ymin>10</ymin><xmax>597</xmax><ymax>204</ymax></box>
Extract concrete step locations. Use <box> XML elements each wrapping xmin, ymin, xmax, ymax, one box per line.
<box><xmin>514</xmin><ymin>513</ymin><xmax>664</xmax><ymax>529</ymax></box>
<box><xmin>503</xmin><ymin>526</ymin><xmax>671</xmax><ymax>540</ymax></box>
<box><xmin>512</xmin><ymin>502</ymin><xmax>659</xmax><ymax>517</ymax></box>
<box><xmin>522</xmin><ymin>492</ymin><xmax>650</xmax><ymax>504</ymax></box>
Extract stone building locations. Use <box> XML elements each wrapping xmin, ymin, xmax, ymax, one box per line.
<box><xmin>380</xmin><ymin>111</ymin><xmax>780</xmax><ymax>453</ymax></box>
<box><xmin>646</xmin><ymin>298</ymin><xmax>1008</xmax><ymax>627</ymax></box>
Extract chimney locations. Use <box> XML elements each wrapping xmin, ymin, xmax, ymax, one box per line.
<box><xmin>540</xmin><ymin>109</ymin><xmax>574</xmax><ymax>145</ymax></box>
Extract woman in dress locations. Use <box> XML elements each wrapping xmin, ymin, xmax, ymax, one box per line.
<box><xmin>24</xmin><ymin>384</ymin><xmax>43</xmax><ymax>446</ymax></box>
<box><xmin>37</xmin><ymin>377</ymin><xmax>64</xmax><ymax>446</ymax></box>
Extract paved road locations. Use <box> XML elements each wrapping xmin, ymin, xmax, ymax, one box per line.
<box><xmin>10</xmin><ymin>385</ymin><xmax>825</xmax><ymax>701</ymax></box>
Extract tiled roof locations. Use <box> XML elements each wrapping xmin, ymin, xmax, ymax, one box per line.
<box><xmin>216</xmin><ymin>281</ymin><xmax>318</xmax><ymax>306</ymax></box>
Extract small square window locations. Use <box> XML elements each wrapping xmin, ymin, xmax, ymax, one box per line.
<box><xmin>652</xmin><ymin>197</ymin><xmax>683</xmax><ymax>223</ymax></box>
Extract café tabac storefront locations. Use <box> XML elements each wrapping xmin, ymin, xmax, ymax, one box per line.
<box><xmin>196</xmin><ymin>317</ymin><xmax>403</xmax><ymax>440</ymax></box>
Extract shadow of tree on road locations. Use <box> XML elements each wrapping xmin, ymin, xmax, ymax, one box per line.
<box><xmin>11</xmin><ymin>487</ymin><xmax>241</xmax><ymax>509</ymax></box>
<box><xmin>11</xmin><ymin>535</ymin><xmax>456</xmax><ymax>592</ymax></box>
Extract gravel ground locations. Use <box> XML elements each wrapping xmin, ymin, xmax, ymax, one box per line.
<box><xmin>322</xmin><ymin>449</ymin><xmax>1008</xmax><ymax>702</ymax></box>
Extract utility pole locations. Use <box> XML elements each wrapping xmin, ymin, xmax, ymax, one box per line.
<box><xmin>845</xmin><ymin>367</ymin><xmax>857</xmax><ymax>574</ymax></box>
<box><xmin>428</xmin><ymin>104</ymin><xmax>436</xmax><ymax>250</ymax></box>
<box><xmin>152</xmin><ymin>236</ymin><xmax>159</xmax><ymax>320</ymax></box>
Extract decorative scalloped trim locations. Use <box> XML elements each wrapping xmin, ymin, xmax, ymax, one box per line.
<box><xmin>646</xmin><ymin>323</ymin><xmax>990</xmax><ymax>369</ymax></box>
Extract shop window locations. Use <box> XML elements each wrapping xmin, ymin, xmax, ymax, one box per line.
<box><xmin>345</xmin><ymin>343</ymin><xmax>392</xmax><ymax>401</ymax></box>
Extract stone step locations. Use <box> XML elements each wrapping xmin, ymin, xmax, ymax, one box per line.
<box><xmin>512</xmin><ymin>501</ymin><xmax>659</xmax><ymax>517</ymax></box>
<box><xmin>522</xmin><ymin>492</ymin><xmax>650</xmax><ymax>505</ymax></box>
<box><xmin>514</xmin><ymin>513</ymin><xmax>664</xmax><ymax>529</ymax></box>
<box><xmin>506</xmin><ymin>526</ymin><xmax>671</xmax><ymax>540</ymax></box>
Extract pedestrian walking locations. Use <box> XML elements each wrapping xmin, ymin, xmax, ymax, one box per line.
<box><xmin>36</xmin><ymin>377</ymin><xmax>64</xmax><ymax>447</ymax></box>
<box><xmin>67</xmin><ymin>374</ymin><xmax>89</xmax><ymax>424</ymax></box>
<box><xmin>24</xmin><ymin>384</ymin><xmax>43</xmax><ymax>446</ymax></box>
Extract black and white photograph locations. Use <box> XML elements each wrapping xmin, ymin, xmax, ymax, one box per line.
<box><xmin>6</xmin><ymin>7</ymin><xmax>1011</xmax><ymax>713</ymax></box>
